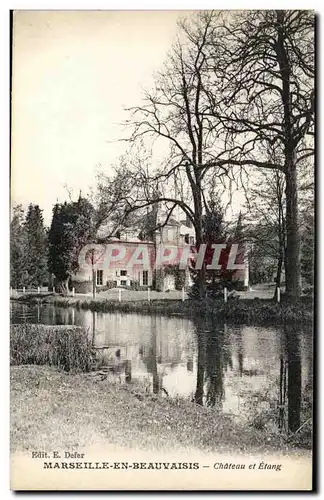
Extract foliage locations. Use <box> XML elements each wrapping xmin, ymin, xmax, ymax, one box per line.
<box><xmin>153</xmin><ymin>265</ymin><xmax>187</xmax><ymax>292</ymax></box>
<box><xmin>13</xmin><ymin>291</ymin><xmax>313</xmax><ymax>325</ymax></box>
<box><xmin>189</xmin><ymin>199</ymin><xmax>246</xmax><ymax>298</ymax></box>
<box><xmin>48</xmin><ymin>196</ymin><xmax>96</xmax><ymax>294</ymax></box>
<box><xmin>97</xmin><ymin>280</ymin><xmax>118</xmax><ymax>292</ymax></box>
<box><xmin>70</xmin><ymin>280</ymin><xmax>93</xmax><ymax>294</ymax></box>
<box><xmin>10</xmin><ymin>205</ymin><xmax>28</xmax><ymax>288</ymax></box>
<box><xmin>153</xmin><ymin>268</ymin><xmax>165</xmax><ymax>292</ymax></box>
<box><xmin>10</xmin><ymin>204</ymin><xmax>48</xmax><ymax>288</ymax></box>
<box><xmin>10</xmin><ymin>324</ymin><xmax>93</xmax><ymax>372</ymax></box>
<box><xmin>24</xmin><ymin>204</ymin><xmax>48</xmax><ymax>287</ymax></box>
<box><xmin>174</xmin><ymin>269</ymin><xmax>187</xmax><ymax>291</ymax></box>
<box><xmin>202</xmin><ymin>197</ymin><xmax>227</xmax><ymax>245</ymax></box>
<box><xmin>129</xmin><ymin>280</ymin><xmax>140</xmax><ymax>291</ymax></box>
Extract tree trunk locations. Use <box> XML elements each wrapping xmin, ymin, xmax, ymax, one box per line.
<box><xmin>274</xmin><ymin>250</ymin><xmax>283</xmax><ymax>299</ymax></box>
<box><xmin>195</xmin><ymin>332</ymin><xmax>205</xmax><ymax>405</ymax></box>
<box><xmin>151</xmin><ymin>318</ymin><xmax>159</xmax><ymax>394</ymax></box>
<box><xmin>194</xmin><ymin>216</ymin><xmax>206</xmax><ymax>300</ymax></box>
<box><xmin>278</xmin><ymin>356</ymin><xmax>285</xmax><ymax>430</ymax></box>
<box><xmin>276</xmin><ymin>10</ymin><xmax>302</xmax><ymax>303</ymax></box>
<box><xmin>198</xmin><ymin>266</ymin><xmax>206</xmax><ymax>300</ymax></box>
<box><xmin>206</xmin><ymin>330</ymin><xmax>223</xmax><ymax>409</ymax></box>
<box><xmin>285</xmin><ymin>163</ymin><xmax>301</xmax><ymax>302</ymax></box>
<box><xmin>59</xmin><ymin>276</ymin><xmax>70</xmax><ymax>295</ymax></box>
<box><xmin>92</xmin><ymin>268</ymin><xmax>96</xmax><ymax>298</ymax></box>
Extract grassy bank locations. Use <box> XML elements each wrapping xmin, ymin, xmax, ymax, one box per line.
<box><xmin>11</xmin><ymin>324</ymin><xmax>93</xmax><ymax>372</ymax></box>
<box><xmin>12</xmin><ymin>292</ymin><xmax>313</xmax><ymax>325</ymax></box>
<box><xmin>10</xmin><ymin>365</ymin><xmax>311</xmax><ymax>455</ymax></box>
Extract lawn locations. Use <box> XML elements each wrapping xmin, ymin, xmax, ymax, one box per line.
<box><xmin>11</xmin><ymin>365</ymin><xmax>310</xmax><ymax>456</ymax></box>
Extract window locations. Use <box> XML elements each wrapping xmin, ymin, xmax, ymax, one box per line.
<box><xmin>120</xmin><ymin>270</ymin><xmax>127</xmax><ymax>276</ymax></box>
<box><xmin>120</xmin><ymin>280</ymin><xmax>127</xmax><ymax>286</ymax></box>
<box><xmin>96</xmin><ymin>270</ymin><xmax>103</xmax><ymax>286</ymax></box>
<box><xmin>143</xmin><ymin>270</ymin><xmax>148</xmax><ymax>286</ymax></box>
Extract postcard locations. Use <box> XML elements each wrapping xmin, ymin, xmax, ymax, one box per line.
<box><xmin>10</xmin><ymin>9</ymin><xmax>314</xmax><ymax>491</ymax></box>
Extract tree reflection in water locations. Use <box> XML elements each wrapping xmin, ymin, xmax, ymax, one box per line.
<box><xmin>11</xmin><ymin>301</ymin><xmax>312</xmax><ymax>436</ymax></box>
<box><xmin>279</xmin><ymin>323</ymin><xmax>302</xmax><ymax>433</ymax></box>
<box><xmin>139</xmin><ymin>316</ymin><xmax>161</xmax><ymax>394</ymax></box>
<box><xmin>194</xmin><ymin>317</ymin><xmax>232</xmax><ymax>409</ymax></box>
<box><xmin>194</xmin><ymin>318</ymin><xmax>307</xmax><ymax>434</ymax></box>
<box><xmin>278</xmin><ymin>323</ymin><xmax>309</xmax><ymax>433</ymax></box>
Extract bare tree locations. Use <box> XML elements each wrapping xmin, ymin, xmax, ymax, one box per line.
<box><xmin>205</xmin><ymin>10</ymin><xmax>314</xmax><ymax>301</ymax></box>
<box><xmin>245</xmin><ymin>168</ymin><xmax>286</xmax><ymax>292</ymax></box>
<box><xmin>98</xmin><ymin>10</ymin><xmax>314</xmax><ymax>302</ymax></box>
<box><xmin>120</xmin><ymin>12</ymin><xmax>239</xmax><ymax>297</ymax></box>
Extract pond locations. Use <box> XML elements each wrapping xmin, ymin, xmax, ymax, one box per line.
<box><xmin>10</xmin><ymin>301</ymin><xmax>313</xmax><ymax>432</ymax></box>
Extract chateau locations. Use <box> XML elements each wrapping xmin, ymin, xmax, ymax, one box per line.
<box><xmin>72</xmin><ymin>208</ymin><xmax>249</xmax><ymax>293</ymax></box>
<box><xmin>72</xmin><ymin>211</ymin><xmax>196</xmax><ymax>293</ymax></box>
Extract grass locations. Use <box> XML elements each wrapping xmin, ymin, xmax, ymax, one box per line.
<box><xmin>10</xmin><ymin>365</ymin><xmax>311</xmax><ymax>455</ymax></box>
<box><xmin>12</xmin><ymin>293</ymin><xmax>313</xmax><ymax>325</ymax></box>
<box><xmin>10</xmin><ymin>324</ymin><xmax>93</xmax><ymax>372</ymax></box>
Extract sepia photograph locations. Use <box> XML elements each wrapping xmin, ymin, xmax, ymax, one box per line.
<box><xmin>9</xmin><ymin>9</ymin><xmax>315</xmax><ymax>491</ymax></box>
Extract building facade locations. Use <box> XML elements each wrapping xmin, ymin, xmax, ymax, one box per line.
<box><xmin>72</xmin><ymin>214</ymin><xmax>195</xmax><ymax>292</ymax></box>
<box><xmin>72</xmin><ymin>211</ymin><xmax>249</xmax><ymax>293</ymax></box>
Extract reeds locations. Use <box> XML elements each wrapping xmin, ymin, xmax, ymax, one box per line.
<box><xmin>10</xmin><ymin>324</ymin><xmax>93</xmax><ymax>372</ymax></box>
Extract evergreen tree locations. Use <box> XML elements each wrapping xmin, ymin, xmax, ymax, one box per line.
<box><xmin>202</xmin><ymin>198</ymin><xmax>226</xmax><ymax>246</ymax></box>
<box><xmin>189</xmin><ymin>197</ymin><xmax>228</xmax><ymax>299</ymax></box>
<box><xmin>24</xmin><ymin>204</ymin><xmax>48</xmax><ymax>287</ymax></box>
<box><xmin>48</xmin><ymin>197</ymin><xmax>96</xmax><ymax>294</ymax></box>
<box><xmin>10</xmin><ymin>205</ymin><xmax>27</xmax><ymax>288</ymax></box>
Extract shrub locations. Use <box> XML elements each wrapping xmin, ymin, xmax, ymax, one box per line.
<box><xmin>106</xmin><ymin>280</ymin><xmax>118</xmax><ymax>289</ymax></box>
<box><xmin>153</xmin><ymin>269</ymin><xmax>165</xmax><ymax>292</ymax></box>
<box><xmin>71</xmin><ymin>280</ymin><xmax>92</xmax><ymax>294</ymax></box>
<box><xmin>96</xmin><ymin>280</ymin><xmax>117</xmax><ymax>293</ymax></box>
<box><xmin>130</xmin><ymin>280</ymin><xmax>140</xmax><ymax>291</ymax></box>
<box><xmin>10</xmin><ymin>324</ymin><xmax>93</xmax><ymax>372</ymax></box>
<box><xmin>188</xmin><ymin>273</ymin><xmax>246</xmax><ymax>299</ymax></box>
<box><xmin>174</xmin><ymin>269</ymin><xmax>187</xmax><ymax>290</ymax></box>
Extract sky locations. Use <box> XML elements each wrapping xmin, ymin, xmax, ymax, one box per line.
<box><xmin>11</xmin><ymin>10</ymin><xmax>185</xmax><ymax>225</ymax></box>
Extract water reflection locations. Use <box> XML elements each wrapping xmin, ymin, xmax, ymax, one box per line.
<box><xmin>194</xmin><ymin>318</ymin><xmax>231</xmax><ymax>409</ymax></box>
<box><xmin>279</xmin><ymin>324</ymin><xmax>303</xmax><ymax>432</ymax></box>
<box><xmin>140</xmin><ymin>316</ymin><xmax>160</xmax><ymax>394</ymax></box>
<box><xmin>10</xmin><ymin>302</ymin><xmax>312</xmax><ymax>430</ymax></box>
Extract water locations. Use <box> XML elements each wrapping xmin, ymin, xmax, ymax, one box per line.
<box><xmin>10</xmin><ymin>301</ymin><xmax>313</xmax><ymax>431</ymax></box>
